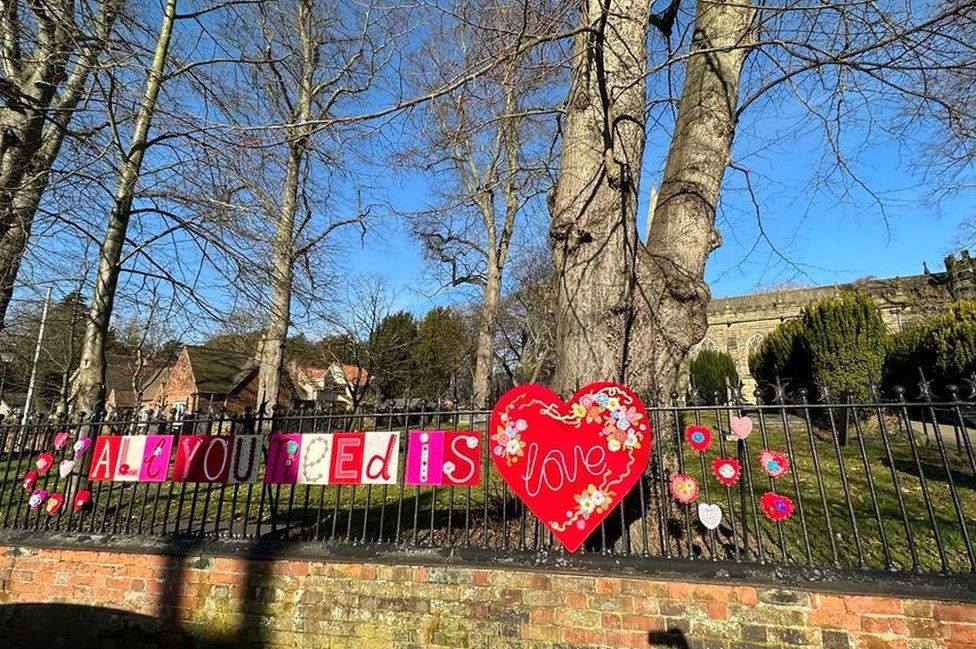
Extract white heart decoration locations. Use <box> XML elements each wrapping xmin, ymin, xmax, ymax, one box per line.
<box><xmin>698</xmin><ymin>503</ymin><xmax>723</xmax><ymax>530</ymax></box>
<box><xmin>730</xmin><ymin>415</ymin><xmax>753</xmax><ymax>440</ymax></box>
<box><xmin>59</xmin><ymin>460</ymin><xmax>76</xmax><ymax>478</ymax></box>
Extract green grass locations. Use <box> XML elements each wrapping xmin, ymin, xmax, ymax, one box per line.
<box><xmin>676</xmin><ymin>409</ymin><xmax>976</xmax><ymax>573</ymax></box>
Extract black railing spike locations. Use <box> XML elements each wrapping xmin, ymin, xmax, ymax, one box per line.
<box><xmin>947</xmin><ymin>384</ymin><xmax>960</xmax><ymax>401</ymax></box>
<box><xmin>917</xmin><ymin>367</ymin><xmax>935</xmax><ymax>401</ymax></box>
<box><xmin>867</xmin><ymin>382</ymin><xmax>880</xmax><ymax>401</ymax></box>
<box><xmin>772</xmin><ymin>377</ymin><xmax>789</xmax><ymax>404</ymax></box>
<box><xmin>727</xmin><ymin>378</ymin><xmax>745</xmax><ymax>406</ymax></box>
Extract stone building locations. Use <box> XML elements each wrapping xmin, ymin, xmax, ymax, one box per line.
<box><xmin>697</xmin><ymin>252</ymin><xmax>976</xmax><ymax>395</ymax></box>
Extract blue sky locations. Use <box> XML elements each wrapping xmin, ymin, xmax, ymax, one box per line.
<box><xmin>345</xmin><ymin>117</ymin><xmax>972</xmax><ymax>315</ymax></box>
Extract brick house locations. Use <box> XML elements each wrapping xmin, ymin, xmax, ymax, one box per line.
<box><xmin>288</xmin><ymin>361</ymin><xmax>370</xmax><ymax>410</ymax></box>
<box><xmin>104</xmin><ymin>354</ymin><xmax>167</xmax><ymax>414</ymax></box>
<box><xmin>140</xmin><ymin>345</ymin><xmax>292</xmax><ymax>415</ymax></box>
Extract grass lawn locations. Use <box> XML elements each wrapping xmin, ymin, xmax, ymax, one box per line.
<box><xmin>674</xmin><ymin>407</ymin><xmax>976</xmax><ymax>573</ymax></box>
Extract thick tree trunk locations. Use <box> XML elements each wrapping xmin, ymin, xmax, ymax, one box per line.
<box><xmin>70</xmin><ymin>0</ymin><xmax>177</xmax><ymax>416</ymax></box>
<box><xmin>629</xmin><ymin>0</ymin><xmax>755</xmax><ymax>400</ymax></box>
<box><xmin>548</xmin><ymin>0</ymin><xmax>648</xmax><ymax>394</ymax></box>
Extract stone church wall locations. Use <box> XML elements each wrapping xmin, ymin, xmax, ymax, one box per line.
<box><xmin>697</xmin><ymin>252</ymin><xmax>976</xmax><ymax>397</ymax></box>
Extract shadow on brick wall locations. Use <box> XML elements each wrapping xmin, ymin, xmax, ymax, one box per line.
<box><xmin>0</xmin><ymin>602</ymin><xmax>202</xmax><ymax>648</ymax></box>
<box><xmin>1</xmin><ymin>535</ymin><xmax>286</xmax><ymax>648</ymax></box>
<box><xmin>648</xmin><ymin>629</ymin><xmax>690</xmax><ymax>648</ymax></box>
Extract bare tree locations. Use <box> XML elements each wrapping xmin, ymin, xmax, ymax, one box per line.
<box><xmin>69</xmin><ymin>0</ymin><xmax>179</xmax><ymax>415</ymax></box>
<box><xmin>0</xmin><ymin>0</ymin><xmax>121</xmax><ymax>329</ymax></box>
<box><xmin>185</xmin><ymin>0</ymin><xmax>396</xmax><ymax>414</ymax></box>
<box><xmin>404</xmin><ymin>0</ymin><xmax>567</xmax><ymax>406</ymax></box>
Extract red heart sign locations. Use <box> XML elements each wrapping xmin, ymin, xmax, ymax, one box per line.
<box><xmin>489</xmin><ymin>382</ymin><xmax>652</xmax><ymax>553</ymax></box>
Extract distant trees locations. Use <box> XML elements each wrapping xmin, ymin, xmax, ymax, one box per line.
<box><xmin>689</xmin><ymin>349</ymin><xmax>739</xmax><ymax>404</ymax></box>
<box><xmin>748</xmin><ymin>319</ymin><xmax>807</xmax><ymax>389</ymax></box>
<box><xmin>413</xmin><ymin>307</ymin><xmax>470</xmax><ymax>401</ymax></box>
<box><xmin>749</xmin><ymin>292</ymin><xmax>888</xmax><ymax>400</ymax></box>
<box><xmin>884</xmin><ymin>301</ymin><xmax>976</xmax><ymax>392</ymax></box>
<box><xmin>370</xmin><ymin>312</ymin><xmax>418</xmax><ymax>401</ymax></box>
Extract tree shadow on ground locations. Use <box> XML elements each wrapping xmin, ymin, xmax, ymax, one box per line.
<box><xmin>883</xmin><ymin>456</ymin><xmax>976</xmax><ymax>491</ymax></box>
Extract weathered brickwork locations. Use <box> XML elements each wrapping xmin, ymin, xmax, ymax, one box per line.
<box><xmin>0</xmin><ymin>545</ymin><xmax>974</xmax><ymax>648</ymax></box>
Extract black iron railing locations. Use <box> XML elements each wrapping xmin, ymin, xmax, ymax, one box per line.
<box><xmin>1</xmin><ymin>383</ymin><xmax>975</xmax><ymax>577</ymax></box>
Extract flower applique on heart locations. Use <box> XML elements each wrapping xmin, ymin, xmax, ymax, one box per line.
<box><xmin>760</xmin><ymin>492</ymin><xmax>794</xmax><ymax>521</ymax></box>
<box><xmin>52</xmin><ymin>430</ymin><xmax>71</xmax><ymax>451</ymax></box>
<box><xmin>35</xmin><ymin>452</ymin><xmax>54</xmax><ymax>475</ymax></box>
<box><xmin>73</xmin><ymin>438</ymin><xmax>91</xmax><ymax>457</ymax></box>
<box><xmin>22</xmin><ymin>471</ymin><xmax>38</xmax><ymax>491</ymax></box>
<box><xmin>28</xmin><ymin>490</ymin><xmax>47</xmax><ymax>511</ymax></box>
<box><xmin>711</xmin><ymin>457</ymin><xmax>741</xmax><ymax>486</ymax></box>
<box><xmin>73</xmin><ymin>490</ymin><xmax>91</xmax><ymax>511</ymax></box>
<box><xmin>685</xmin><ymin>425</ymin><xmax>713</xmax><ymax>453</ymax></box>
<box><xmin>759</xmin><ymin>449</ymin><xmax>789</xmax><ymax>478</ymax></box>
<box><xmin>45</xmin><ymin>493</ymin><xmax>64</xmax><ymax>516</ymax></box>
<box><xmin>669</xmin><ymin>473</ymin><xmax>700</xmax><ymax>504</ymax></box>
<box><xmin>729</xmin><ymin>415</ymin><xmax>753</xmax><ymax>440</ymax></box>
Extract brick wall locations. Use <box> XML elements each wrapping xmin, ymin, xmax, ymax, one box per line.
<box><xmin>0</xmin><ymin>544</ymin><xmax>974</xmax><ymax>648</ymax></box>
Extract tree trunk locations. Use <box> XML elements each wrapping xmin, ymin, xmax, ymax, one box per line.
<box><xmin>548</xmin><ymin>0</ymin><xmax>648</xmax><ymax>394</ymax></box>
<box><xmin>255</xmin><ymin>144</ymin><xmax>301</xmax><ymax>413</ymax></box>
<box><xmin>629</xmin><ymin>0</ymin><xmax>755</xmax><ymax>401</ymax></box>
<box><xmin>472</xmin><ymin>261</ymin><xmax>501</xmax><ymax>406</ymax></box>
<box><xmin>69</xmin><ymin>0</ymin><xmax>177</xmax><ymax>416</ymax></box>
<box><xmin>0</xmin><ymin>0</ymin><xmax>119</xmax><ymax>330</ymax></box>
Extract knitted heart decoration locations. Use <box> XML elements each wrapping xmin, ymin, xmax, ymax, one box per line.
<box><xmin>59</xmin><ymin>460</ymin><xmax>76</xmax><ymax>478</ymax></box>
<box><xmin>760</xmin><ymin>492</ymin><xmax>794</xmax><ymax>521</ymax></box>
<box><xmin>729</xmin><ymin>415</ymin><xmax>753</xmax><ymax>440</ymax></box>
<box><xmin>73</xmin><ymin>490</ymin><xmax>91</xmax><ymax>511</ymax></box>
<box><xmin>698</xmin><ymin>502</ymin><xmax>722</xmax><ymax>530</ymax></box>
<box><xmin>28</xmin><ymin>490</ymin><xmax>46</xmax><ymax>510</ymax></box>
<box><xmin>685</xmin><ymin>425</ymin><xmax>713</xmax><ymax>453</ymax></box>
<box><xmin>759</xmin><ymin>449</ymin><xmax>789</xmax><ymax>479</ymax></box>
<box><xmin>73</xmin><ymin>438</ymin><xmax>91</xmax><ymax>456</ymax></box>
<box><xmin>22</xmin><ymin>471</ymin><xmax>38</xmax><ymax>491</ymax></box>
<box><xmin>489</xmin><ymin>382</ymin><xmax>651</xmax><ymax>553</ymax></box>
<box><xmin>35</xmin><ymin>452</ymin><xmax>54</xmax><ymax>474</ymax></box>
<box><xmin>45</xmin><ymin>493</ymin><xmax>64</xmax><ymax>516</ymax></box>
<box><xmin>669</xmin><ymin>473</ymin><xmax>699</xmax><ymax>504</ymax></box>
<box><xmin>711</xmin><ymin>457</ymin><xmax>741</xmax><ymax>486</ymax></box>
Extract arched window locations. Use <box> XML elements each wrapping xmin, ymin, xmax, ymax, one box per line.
<box><xmin>698</xmin><ymin>337</ymin><xmax>718</xmax><ymax>354</ymax></box>
<box><xmin>747</xmin><ymin>333</ymin><xmax>764</xmax><ymax>357</ymax></box>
